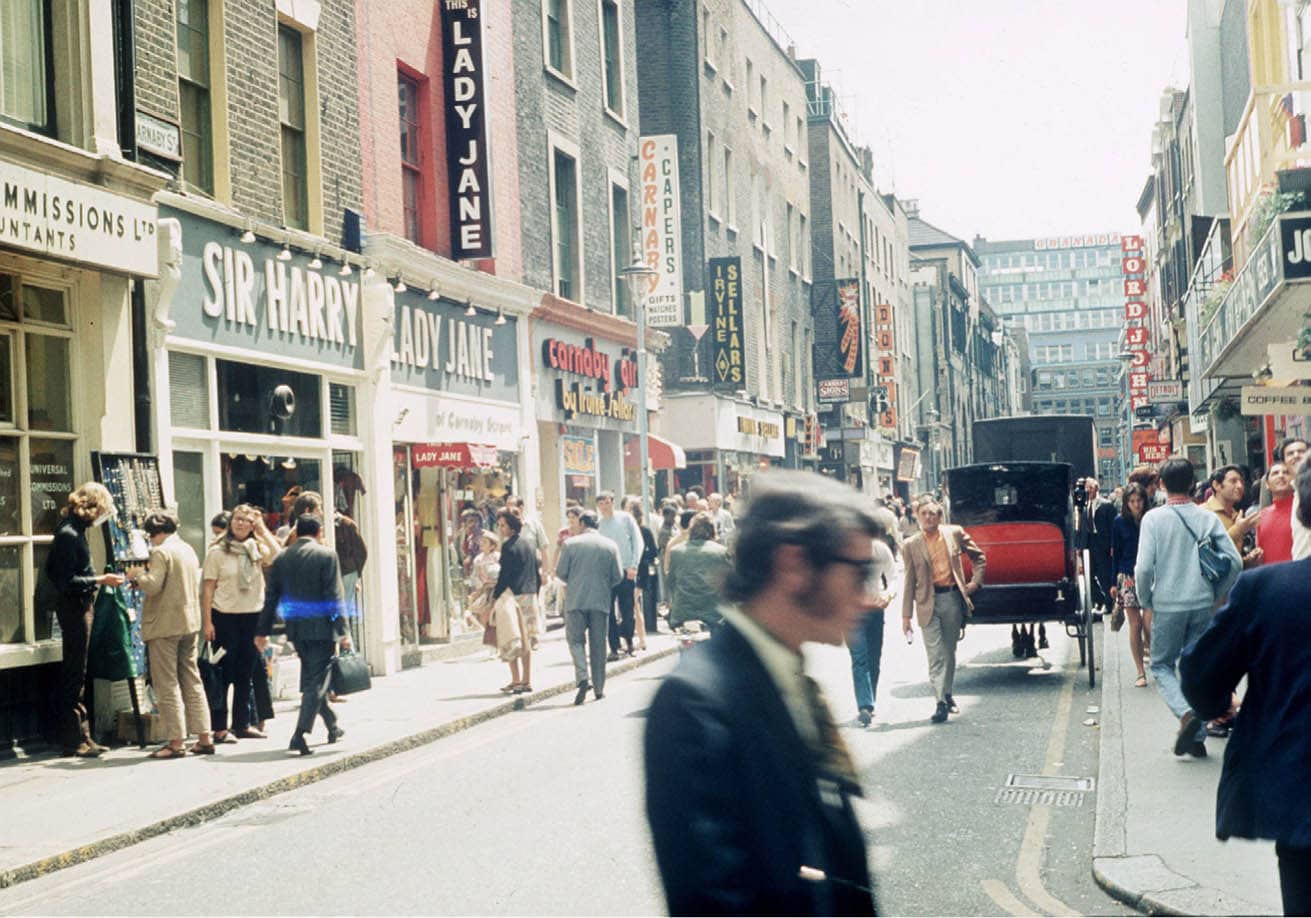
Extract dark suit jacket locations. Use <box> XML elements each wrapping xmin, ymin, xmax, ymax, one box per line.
<box><xmin>645</xmin><ymin>624</ymin><xmax>875</xmax><ymax>916</ymax></box>
<box><xmin>493</xmin><ymin>534</ymin><xmax>539</xmax><ymax>598</ymax></box>
<box><xmin>1180</xmin><ymin>558</ymin><xmax>1311</xmax><ymax>847</ymax></box>
<box><xmin>258</xmin><ymin>538</ymin><xmax>347</xmax><ymax>644</ymax></box>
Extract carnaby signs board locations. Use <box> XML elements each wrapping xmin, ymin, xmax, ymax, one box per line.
<box><xmin>708</xmin><ymin>257</ymin><xmax>744</xmax><ymax>387</ymax></box>
<box><xmin>639</xmin><ymin>135</ymin><xmax>683</xmax><ymax>326</ymax></box>
<box><xmin>391</xmin><ymin>290</ymin><xmax>518</xmax><ymax>401</ymax></box>
<box><xmin>164</xmin><ymin>206</ymin><xmax>363</xmax><ymax>369</ymax></box>
<box><xmin>441</xmin><ymin>0</ymin><xmax>494</xmax><ymax>259</ymax></box>
<box><xmin>534</xmin><ymin>324</ymin><xmax>640</xmax><ymax>432</ymax></box>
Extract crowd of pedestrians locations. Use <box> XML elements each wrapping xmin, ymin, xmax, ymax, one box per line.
<box><xmin>43</xmin><ymin>485</ymin><xmax>361</xmax><ymax>760</ymax></box>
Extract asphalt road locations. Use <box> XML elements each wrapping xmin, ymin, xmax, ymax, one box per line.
<box><xmin>0</xmin><ymin>613</ymin><xmax>1132</xmax><ymax>916</ymax></box>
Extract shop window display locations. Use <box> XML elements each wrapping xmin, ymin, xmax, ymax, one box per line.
<box><xmin>216</xmin><ymin>359</ymin><xmax>322</xmax><ymax>439</ymax></box>
<box><xmin>220</xmin><ymin>454</ymin><xmax>322</xmax><ymax>533</ymax></box>
<box><xmin>394</xmin><ymin>445</ymin><xmax>515</xmax><ymax>645</ymax></box>
<box><xmin>0</xmin><ymin>274</ymin><xmax>76</xmax><ymax>646</ymax></box>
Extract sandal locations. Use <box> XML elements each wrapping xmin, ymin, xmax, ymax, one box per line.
<box><xmin>513</xmin><ymin>683</ymin><xmax>532</xmax><ymax>694</ymax></box>
<box><xmin>234</xmin><ymin>727</ymin><xmax>266</xmax><ymax>739</ymax></box>
<box><xmin>149</xmin><ymin>745</ymin><xmax>186</xmax><ymax>759</ymax></box>
<box><xmin>1134</xmin><ymin>675</ymin><xmax>1148</xmax><ymax>688</ymax></box>
<box><xmin>189</xmin><ymin>743</ymin><xmax>217</xmax><ymax>755</ymax></box>
<box><xmin>213</xmin><ymin>731</ymin><xmax>238</xmax><ymax>744</ymax></box>
<box><xmin>500</xmin><ymin>683</ymin><xmax>518</xmax><ymax>693</ymax></box>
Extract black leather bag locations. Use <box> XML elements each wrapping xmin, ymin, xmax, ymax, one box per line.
<box><xmin>331</xmin><ymin>650</ymin><xmax>372</xmax><ymax>695</ymax></box>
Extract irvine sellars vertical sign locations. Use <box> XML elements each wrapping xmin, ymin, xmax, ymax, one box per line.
<box><xmin>639</xmin><ymin>135</ymin><xmax>683</xmax><ymax>327</ymax></box>
<box><xmin>708</xmin><ymin>257</ymin><xmax>744</xmax><ymax>387</ymax></box>
<box><xmin>441</xmin><ymin>0</ymin><xmax>494</xmax><ymax>259</ymax></box>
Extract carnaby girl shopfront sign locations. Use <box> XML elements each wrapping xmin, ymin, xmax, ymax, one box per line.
<box><xmin>535</xmin><ymin>326</ymin><xmax>639</xmax><ymax>430</ymax></box>
<box><xmin>164</xmin><ymin>206</ymin><xmax>363</xmax><ymax>369</ymax></box>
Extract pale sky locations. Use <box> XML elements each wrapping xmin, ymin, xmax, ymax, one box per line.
<box><xmin>764</xmin><ymin>0</ymin><xmax>1189</xmax><ymax>242</ymax></box>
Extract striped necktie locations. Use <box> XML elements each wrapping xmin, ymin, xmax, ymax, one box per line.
<box><xmin>802</xmin><ymin>675</ymin><xmax>863</xmax><ymax>797</ymax></box>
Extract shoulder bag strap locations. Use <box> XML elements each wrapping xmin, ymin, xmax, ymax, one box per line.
<box><xmin>1171</xmin><ymin>506</ymin><xmax>1204</xmax><ymax>545</ymax></box>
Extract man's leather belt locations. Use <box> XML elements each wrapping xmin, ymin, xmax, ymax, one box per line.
<box><xmin>933</xmin><ymin>584</ymin><xmax>958</xmax><ymax>594</ymax></box>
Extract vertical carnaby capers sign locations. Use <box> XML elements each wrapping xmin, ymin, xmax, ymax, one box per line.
<box><xmin>441</xmin><ymin>0</ymin><xmax>494</xmax><ymax>259</ymax></box>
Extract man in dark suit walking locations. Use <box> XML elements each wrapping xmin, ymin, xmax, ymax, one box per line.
<box><xmin>1180</xmin><ymin>461</ymin><xmax>1311</xmax><ymax>916</ymax></box>
<box><xmin>644</xmin><ymin>471</ymin><xmax>881</xmax><ymax>915</ymax></box>
<box><xmin>258</xmin><ymin>514</ymin><xmax>350</xmax><ymax>756</ymax></box>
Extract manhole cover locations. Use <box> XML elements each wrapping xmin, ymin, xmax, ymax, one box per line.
<box><xmin>994</xmin><ymin>788</ymin><xmax>1087</xmax><ymax>807</ymax></box>
<box><xmin>1005</xmin><ymin>773</ymin><xmax>1095</xmax><ymax>792</ymax></box>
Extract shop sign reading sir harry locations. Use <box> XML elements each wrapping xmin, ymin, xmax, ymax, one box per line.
<box><xmin>166</xmin><ymin>207</ymin><xmax>363</xmax><ymax>369</ymax></box>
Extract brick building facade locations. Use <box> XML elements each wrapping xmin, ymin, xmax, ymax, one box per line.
<box><xmin>638</xmin><ymin>0</ymin><xmax>815</xmax><ymax>494</ymax></box>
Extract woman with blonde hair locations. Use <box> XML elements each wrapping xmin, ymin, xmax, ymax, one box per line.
<box><xmin>47</xmin><ymin>483</ymin><xmax>124</xmax><ymax>757</ymax></box>
<box><xmin>201</xmin><ymin>504</ymin><xmax>280</xmax><ymax>742</ymax></box>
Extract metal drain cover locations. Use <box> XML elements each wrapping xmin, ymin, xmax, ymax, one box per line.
<box><xmin>1005</xmin><ymin>773</ymin><xmax>1095</xmax><ymax>792</ymax></box>
<box><xmin>995</xmin><ymin>774</ymin><xmax>1095</xmax><ymax>808</ymax></box>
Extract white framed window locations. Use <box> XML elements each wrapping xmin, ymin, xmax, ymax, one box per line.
<box><xmin>544</xmin><ymin>0</ymin><xmax>575</xmax><ymax>81</ymax></box>
<box><xmin>277</xmin><ymin>21</ymin><xmax>323</xmax><ymax>233</ymax></box>
<box><xmin>701</xmin><ymin>5</ymin><xmax>715</xmax><ymax>71</ymax></box>
<box><xmin>796</xmin><ymin>115</ymin><xmax>806</xmax><ymax>168</ymax></box>
<box><xmin>782</xmin><ymin>100</ymin><xmax>793</xmax><ymax>157</ymax></box>
<box><xmin>745</xmin><ymin>58</ymin><xmax>756</xmax><ymax>120</ymax></box>
<box><xmin>547</xmin><ymin>134</ymin><xmax>583</xmax><ymax>302</ymax></box>
<box><xmin>599</xmin><ymin>0</ymin><xmax>625</xmax><ymax>119</ymax></box>
<box><xmin>0</xmin><ymin>268</ymin><xmax>80</xmax><ymax>651</ymax></box>
<box><xmin>706</xmin><ymin>130</ymin><xmax>720</xmax><ymax>221</ymax></box>
<box><xmin>760</xmin><ymin>75</ymin><xmax>770</xmax><ymax>134</ymax></box>
<box><xmin>608</xmin><ymin>172</ymin><xmax>632</xmax><ymax>317</ymax></box>
<box><xmin>799</xmin><ymin>213</ymin><xmax>810</xmax><ymax>280</ymax></box>
<box><xmin>785</xmin><ymin>202</ymin><xmax>795</xmax><ymax>272</ymax></box>
<box><xmin>722</xmin><ymin>145</ymin><xmax>735</xmax><ymax>228</ymax></box>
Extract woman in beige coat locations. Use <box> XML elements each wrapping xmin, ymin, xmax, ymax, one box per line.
<box><xmin>131</xmin><ymin>512</ymin><xmax>214</xmax><ymax>758</ymax></box>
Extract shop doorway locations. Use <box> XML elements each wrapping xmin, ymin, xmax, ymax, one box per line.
<box><xmin>394</xmin><ymin>444</ymin><xmax>515</xmax><ymax>647</ymax></box>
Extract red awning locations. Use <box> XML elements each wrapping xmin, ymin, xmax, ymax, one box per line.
<box><xmin>411</xmin><ymin>443</ymin><xmax>499</xmax><ymax>469</ymax></box>
<box><xmin>624</xmin><ymin>433</ymin><xmax>687</xmax><ymax>471</ymax></box>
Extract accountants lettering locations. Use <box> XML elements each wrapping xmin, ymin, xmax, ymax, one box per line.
<box><xmin>0</xmin><ymin>160</ymin><xmax>158</xmax><ymax>276</ymax></box>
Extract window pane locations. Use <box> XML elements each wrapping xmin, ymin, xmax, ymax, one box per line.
<box><xmin>176</xmin><ymin>0</ymin><xmax>210</xmax><ymax>84</ymax></box>
<box><xmin>611</xmin><ymin>185</ymin><xmax>630</xmax><ymax>317</ymax></box>
<box><xmin>216</xmin><ymin>358</ymin><xmax>322</xmax><ymax>438</ymax></box>
<box><xmin>0</xmin><ymin>436</ymin><xmax>18</xmax><ymax>535</ymax></box>
<box><xmin>29</xmin><ymin>438</ymin><xmax>74</xmax><ymax>536</ymax></box>
<box><xmin>402</xmin><ymin>168</ymin><xmax>421</xmax><ymax>244</ymax></box>
<box><xmin>0</xmin><ymin>0</ymin><xmax>48</xmax><ymax>129</ymax></box>
<box><xmin>0</xmin><ymin>274</ymin><xmax>16</xmax><ymax>320</ymax></box>
<box><xmin>329</xmin><ymin>382</ymin><xmax>356</xmax><ymax>436</ymax></box>
<box><xmin>0</xmin><ymin>331</ymin><xmax>12</xmax><ymax>425</ymax></box>
<box><xmin>547</xmin><ymin>0</ymin><xmax>569</xmax><ymax>73</ymax></box>
<box><xmin>22</xmin><ymin>285</ymin><xmax>65</xmax><ymax>324</ymax></box>
<box><xmin>179</xmin><ymin>80</ymin><xmax>214</xmax><ymax>195</ymax></box>
<box><xmin>32</xmin><ymin>542</ymin><xmax>53</xmax><ymax>639</ymax></box>
<box><xmin>282</xmin><ymin>126</ymin><xmax>307</xmax><ymax>230</ymax></box>
<box><xmin>398</xmin><ymin>75</ymin><xmax>420</xmax><ymax>167</ymax></box>
<box><xmin>602</xmin><ymin>0</ymin><xmax>621</xmax><ymax>113</ymax></box>
<box><xmin>168</xmin><ymin>351</ymin><xmax>210</xmax><ymax>428</ymax></box>
<box><xmin>554</xmin><ymin>151</ymin><xmax>577</xmax><ymax>300</ymax></box>
<box><xmin>278</xmin><ymin>27</ymin><xmax>305</xmax><ymax>129</ymax></box>
<box><xmin>25</xmin><ymin>334</ymin><xmax>71</xmax><ymax>431</ymax></box>
<box><xmin>172</xmin><ymin>450</ymin><xmax>207</xmax><ymax>560</ymax></box>
<box><xmin>0</xmin><ymin>544</ymin><xmax>22</xmax><ymax>643</ymax></box>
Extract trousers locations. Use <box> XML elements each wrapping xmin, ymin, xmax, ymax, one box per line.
<box><xmin>54</xmin><ymin>593</ymin><xmax>95</xmax><ymax>750</ymax></box>
<box><xmin>1150</xmin><ymin>605</ymin><xmax>1212</xmax><ymax>740</ymax></box>
<box><xmin>1277</xmin><ymin>841</ymin><xmax>1311</xmax><ymax>916</ymax></box>
<box><xmin>565</xmin><ymin>609</ymin><xmax>609</xmax><ymax>694</ymax></box>
<box><xmin>608</xmin><ymin>579</ymin><xmax>636</xmax><ymax>652</ymax></box>
<box><xmin>922</xmin><ymin>589</ymin><xmax>965</xmax><ymax>702</ymax></box>
<box><xmin>294</xmin><ymin>639</ymin><xmax>338</xmax><ymax>736</ymax></box>
<box><xmin>210</xmin><ymin>610</ymin><xmax>259</xmax><ymax>732</ymax></box>
<box><xmin>848</xmin><ymin>609</ymin><xmax>885</xmax><ymax>712</ymax></box>
<box><xmin>147</xmin><ymin>632</ymin><xmax>211</xmax><ymax>741</ymax></box>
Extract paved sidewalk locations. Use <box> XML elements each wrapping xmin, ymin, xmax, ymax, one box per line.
<box><xmin>1093</xmin><ymin>618</ymin><xmax>1281</xmax><ymax>915</ymax></box>
<box><xmin>0</xmin><ymin>626</ymin><xmax>678</xmax><ymax>890</ymax></box>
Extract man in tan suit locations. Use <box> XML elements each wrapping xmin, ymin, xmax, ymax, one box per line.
<box><xmin>131</xmin><ymin>512</ymin><xmax>214</xmax><ymax>758</ymax></box>
<box><xmin>901</xmin><ymin>495</ymin><xmax>986</xmax><ymax>723</ymax></box>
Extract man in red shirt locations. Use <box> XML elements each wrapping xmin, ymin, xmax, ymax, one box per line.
<box><xmin>1257</xmin><ymin>462</ymin><xmax>1295</xmax><ymax>564</ymax></box>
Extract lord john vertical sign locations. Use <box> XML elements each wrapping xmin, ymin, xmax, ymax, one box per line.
<box><xmin>441</xmin><ymin>0</ymin><xmax>494</xmax><ymax>259</ymax></box>
<box><xmin>708</xmin><ymin>257</ymin><xmax>743</xmax><ymax>387</ymax></box>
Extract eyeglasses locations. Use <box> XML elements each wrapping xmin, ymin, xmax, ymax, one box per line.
<box><xmin>828</xmin><ymin>555</ymin><xmax>878</xmax><ymax>585</ymax></box>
